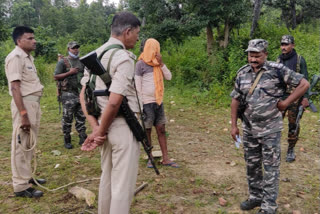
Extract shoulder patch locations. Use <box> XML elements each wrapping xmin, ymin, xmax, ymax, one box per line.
<box><xmin>266</xmin><ymin>61</ymin><xmax>285</xmax><ymax>69</ymax></box>
<box><xmin>237</xmin><ymin>64</ymin><xmax>251</xmax><ymax>74</ymax></box>
<box><xmin>126</xmin><ymin>50</ymin><xmax>137</xmax><ymax>61</ymax></box>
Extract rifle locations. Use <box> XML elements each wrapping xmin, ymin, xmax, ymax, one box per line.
<box><xmin>80</xmin><ymin>51</ymin><xmax>160</xmax><ymax>175</ymax></box>
<box><xmin>234</xmin><ymin>88</ymin><xmax>251</xmax><ymax>129</ymax></box>
<box><xmin>294</xmin><ymin>105</ymin><xmax>304</xmax><ymax>136</ymax></box>
<box><xmin>308</xmin><ymin>74</ymin><xmax>320</xmax><ymax>112</ymax></box>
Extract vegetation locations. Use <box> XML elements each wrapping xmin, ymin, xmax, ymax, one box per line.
<box><xmin>0</xmin><ymin>0</ymin><xmax>319</xmax><ymax>213</ymax></box>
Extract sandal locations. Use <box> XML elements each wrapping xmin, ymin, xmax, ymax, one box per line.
<box><xmin>161</xmin><ymin>162</ymin><xmax>179</xmax><ymax>168</ymax></box>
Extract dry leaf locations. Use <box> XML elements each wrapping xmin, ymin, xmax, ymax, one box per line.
<box><xmin>284</xmin><ymin>204</ymin><xmax>290</xmax><ymax>209</ymax></box>
<box><xmin>226</xmin><ymin>186</ymin><xmax>234</xmax><ymax>191</ymax></box>
<box><xmin>293</xmin><ymin>210</ymin><xmax>302</xmax><ymax>214</ymax></box>
<box><xmin>69</xmin><ymin>186</ymin><xmax>96</xmax><ymax>206</ymax></box>
<box><xmin>300</xmin><ymin>147</ymin><xmax>305</xmax><ymax>152</ymax></box>
<box><xmin>219</xmin><ymin>197</ymin><xmax>227</xmax><ymax>206</ymax></box>
<box><xmin>296</xmin><ymin>191</ymin><xmax>305</xmax><ymax>199</ymax></box>
<box><xmin>230</xmin><ymin>161</ymin><xmax>237</xmax><ymax>166</ymax></box>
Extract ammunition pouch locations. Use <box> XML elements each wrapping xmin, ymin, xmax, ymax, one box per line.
<box><xmin>85</xmin><ymin>75</ymin><xmax>101</xmax><ymax>119</ymax></box>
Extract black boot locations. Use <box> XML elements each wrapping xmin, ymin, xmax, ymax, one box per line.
<box><xmin>64</xmin><ymin>135</ymin><xmax>73</xmax><ymax>149</ymax></box>
<box><xmin>286</xmin><ymin>146</ymin><xmax>295</xmax><ymax>162</ymax></box>
<box><xmin>240</xmin><ymin>198</ymin><xmax>262</xmax><ymax>210</ymax></box>
<box><xmin>79</xmin><ymin>133</ymin><xmax>87</xmax><ymax>145</ymax></box>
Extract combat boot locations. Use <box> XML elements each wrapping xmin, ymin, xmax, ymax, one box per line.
<box><xmin>64</xmin><ymin>134</ymin><xmax>73</xmax><ymax>149</ymax></box>
<box><xmin>286</xmin><ymin>146</ymin><xmax>295</xmax><ymax>162</ymax></box>
<box><xmin>79</xmin><ymin>133</ymin><xmax>87</xmax><ymax>145</ymax></box>
<box><xmin>240</xmin><ymin>198</ymin><xmax>262</xmax><ymax>210</ymax></box>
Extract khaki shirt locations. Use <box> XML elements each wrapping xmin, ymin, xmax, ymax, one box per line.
<box><xmin>5</xmin><ymin>46</ymin><xmax>43</xmax><ymax>97</ymax></box>
<box><xmin>81</xmin><ymin>37</ymin><xmax>140</xmax><ymax>113</ymax></box>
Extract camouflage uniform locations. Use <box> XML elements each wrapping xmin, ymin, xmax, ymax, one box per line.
<box><xmin>277</xmin><ymin>35</ymin><xmax>309</xmax><ymax>153</ymax></box>
<box><xmin>54</xmin><ymin>53</ymin><xmax>86</xmax><ymax>146</ymax></box>
<box><xmin>231</xmin><ymin>54</ymin><xmax>304</xmax><ymax>212</ymax></box>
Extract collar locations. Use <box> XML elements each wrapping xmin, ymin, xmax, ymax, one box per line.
<box><xmin>108</xmin><ymin>37</ymin><xmax>126</xmax><ymax>49</ymax></box>
<box><xmin>15</xmin><ymin>46</ymin><xmax>30</xmax><ymax>58</ymax></box>
<box><xmin>248</xmin><ymin>62</ymin><xmax>268</xmax><ymax>73</ymax></box>
<box><xmin>279</xmin><ymin>48</ymin><xmax>297</xmax><ymax>60</ymax></box>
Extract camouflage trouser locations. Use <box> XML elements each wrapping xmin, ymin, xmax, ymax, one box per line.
<box><xmin>243</xmin><ymin>131</ymin><xmax>281</xmax><ymax>213</ymax></box>
<box><xmin>283</xmin><ymin>102</ymin><xmax>300</xmax><ymax>148</ymax></box>
<box><xmin>61</xmin><ymin>92</ymin><xmax>86</xmax><ymax>136</ymax></box>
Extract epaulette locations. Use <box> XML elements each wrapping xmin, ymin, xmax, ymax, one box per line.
<box><xmin>237</xmin><ymin>64</ymin><xmax>251</xmax><ymax>74</ymax></box>
<box><xmin>127</xmin><ymin>51</ymin><xmax>137</xmax><ymax>61</ymax></box>
<box><xmin>266</xmin><ymin>61</ymin><xmax>284</xmax><ymax>70</ymax></box>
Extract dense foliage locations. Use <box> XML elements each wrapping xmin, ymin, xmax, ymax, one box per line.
<box><xmin>0</xmin><ymin>0</ymin><xmax>319</xmax><ymax>104</ymax></box>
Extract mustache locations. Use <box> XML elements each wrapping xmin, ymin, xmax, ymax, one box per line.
<box><xmin>249</xmin><ymin>61</ymin><xmax>259</xmax><ymax>64</ymax></box>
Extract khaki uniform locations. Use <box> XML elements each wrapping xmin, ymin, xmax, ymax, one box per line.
<box><xmin>5</xmin><ymin>46</ymin><xmax>43</xmax><ymax>192</ymax></box>
<box><xmin>81</xmin><ymin>37</ymin><xmax>140</xmax><ymax>214</ymax></box>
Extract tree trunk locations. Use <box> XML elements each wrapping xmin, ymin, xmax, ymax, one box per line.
<box><xmin>290</xmin><ymin>0</ymin><xmax>296</xmax><ymax>29</ymax></box>
<box><xmin>250</xmin><ymin>0</ymin><xmax>262</xmax><ymax>38</ymax></box>
<box><xmin>223</xmin><ymin>18</ymin><xmax>230</xmax><ymax>48</ymax></box>
<box><xmin>206</xmin><ymin>23</ymin><xmax>213</xmax><ymax>56</ymax></box>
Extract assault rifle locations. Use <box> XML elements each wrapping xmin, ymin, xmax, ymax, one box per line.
<box><xmin>234</xmin><ymin>88</ymin><xmax>251</xmax><ymax>129</ymax></box>
<box><xmin>294</xmin><ymin>105</ymin><xmax>304</xmax><ymax>136</ymax></box>
<box><xmin>80</xmin><ymin>51</ymin><xmax>160</xmax><ymax>175</ymax></box>
<box><xmin>294</xmin><ymin>74</ymin><xmax>320</xmax><ymax>135</ymax></box>
<box><xmin>308</xmin><ymin>74</ymin><xmax>320</xmax><ymax>112</ymax></box>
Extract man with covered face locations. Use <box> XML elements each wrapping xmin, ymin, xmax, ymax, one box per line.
<box><xmin>277</xmin><ymin>35</ymin><xmax>309</xmax><ymax>163</ymax></box>
<box><xmin>54</xmin><ymin>41</ymin><xmax>87</xmax><ymax>149</ymax></box>
<box><xmin>230</xmin><ymin>39</ymin><xmax>309</xmax><ymax>213</ymax></box>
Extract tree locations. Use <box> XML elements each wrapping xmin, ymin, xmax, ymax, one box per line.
<box><xmin>0</xmin><ymin>0</ymin><xmax>9</xmax><ymax>41</ymax></box>
<box><xmin>127</xmin><ymin>0</ymin><xmax>202</xmax><ymax>44</ymax></box>
<box><xmin>184</xmin><ymin>0</ymin><xmax>250</xmax><ymax>54</ymax></box>
<box><xmin>9</xmin><ymin>0</ymin><xmax>38</xmax><ymax>27</ymax></box>
<box><xmin>250</xmin><ymin>0</ymin><xmax>262</xmax><ymax>38</ymax></box>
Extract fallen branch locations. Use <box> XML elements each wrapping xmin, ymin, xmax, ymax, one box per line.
<box><xmin>134</xmin><ymin>182</ymin><xmax>148</xmax><ymax>196</ymax></box>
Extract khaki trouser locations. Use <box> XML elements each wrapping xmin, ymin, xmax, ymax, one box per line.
<box><xmin>11</xmin><ymin>99</ymin><xmax>41</xmax><ymax>192</ymax></box>
<box><xmin>98</xmin><ymin>117</ymin><xmax>140</xmax><ymax>214</ymax></box>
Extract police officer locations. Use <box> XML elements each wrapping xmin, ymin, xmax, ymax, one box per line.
<box><xmin>230</xmin><ymin>39</ymin><xmax>309</xmax><ymax>213</ymax></box>
<box><xmin>5</xmin><ymin>26</ymin><xmax>46</xmax><ymax>198</ymax></box>
<box><xmin>79</xmin><ymin>12</ymin><xmax>141</xmax><ymax>214</ymax></box>
<box><xmin>277</xmin><ymin>35</ymin><xmax>309</xmax><ymax>162</ymax></box>
<box><xmin>54</xmin><ymin>41</ymin><xmax>87</xmax><ymax>149</ymax></box>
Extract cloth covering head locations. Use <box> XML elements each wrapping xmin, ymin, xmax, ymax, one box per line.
<box><xmin>138</xmin><ymin>38</ymin><xmax>164</xmax><ymax>105</ymax></box>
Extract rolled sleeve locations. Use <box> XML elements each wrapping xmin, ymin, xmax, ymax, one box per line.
<box><xmin>81</xmin><ymin>69</ymin><xmax>90</xmax><ymax>86</ymax></box>
<box><xmin>284</xmin><ymin>68</ymin><xmax>304</xmax><ymax>88</ymax></box>
<box><xmin>230</xmin><ymin>78</ymin><xmax>241</xmax><ymax>100</ymax></box>
<box><xmin>6</xmin><ymin>55</ymin><xmax>22</xmax><ymax>83</ymax></box>
<box><xmin>54</xmin><ymin>60</ymin><xmax>65</xmax><ymax>75</ymax></box>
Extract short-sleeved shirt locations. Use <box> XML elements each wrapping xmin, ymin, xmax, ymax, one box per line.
<box><xmin>5</xmin><ymin>46</ymin><xmax>43</xmax><ymax>97</ymax></box>
<box><xmin>230</xmin><ymin>61</ymin><xmax>304</xmax><ymax>138</ymax></box>
<box><xmin>81</xmin><ymin>37</ymin><xmax>140</xmax><ymax>113</ymax></box>
<box><xmin>54</xmin><ymin>57</ymin><xmax>84</xmax><ymax>95</ymax></box>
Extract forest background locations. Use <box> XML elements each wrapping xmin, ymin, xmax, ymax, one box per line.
<box><xmin>0</xmin><ymin>0</ymin><xmax>319</xmax><ymax>102</ymax></box>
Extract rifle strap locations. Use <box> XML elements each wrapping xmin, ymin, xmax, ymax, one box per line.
<box><xmin>296</xmin><ymin>54</ymin><xmax>301</xmax><ymax>73</ymax></box>
<box><xmin>249</xmin><ymin>70</ymin><xmax>264</xmax><ymax>95</ymax></box>
<box><xmin>97</xmin><ymin>44</ymin><xmax>124</xmax><ymax>85</ymax></box>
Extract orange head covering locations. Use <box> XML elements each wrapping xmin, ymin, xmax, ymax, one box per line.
<box><xmin>138</xmin><ymin>39</ymin><xmax>164</xmax><ymax>105</ymax></box>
